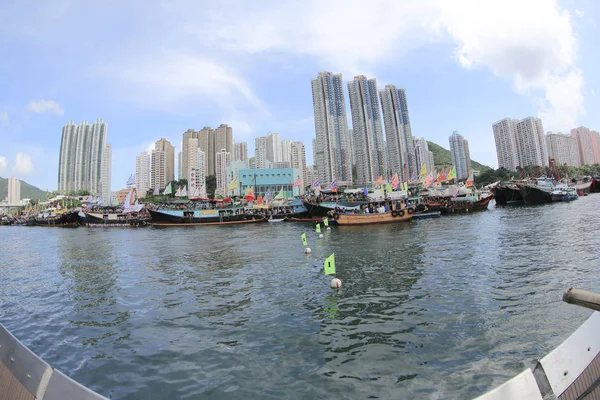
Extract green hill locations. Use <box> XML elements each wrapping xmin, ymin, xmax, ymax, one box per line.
<box><xmin>0</xmin><ymin>177</ymin><xmax>48</xmax><ymax>201</ymax></box>
<box><xmin>427</xmin><ymin>141</ymin><xmax>491</xmax><ymax>171</ymax></box>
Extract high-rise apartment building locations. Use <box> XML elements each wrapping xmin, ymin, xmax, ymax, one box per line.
<box><xmin>281</xmin><ymin>139</ymin><xmax>292</xmax><ymax>164</ymax></box>
<box><xmin>311</xmin><ymin>71</ymin><xmax>352</xmax><ymax>186</ymax></box>
<box><xmin>186</xmin><ymin>138</ymin><xmax>199</xmax><ymax>183</ymax></box>
<box><xmin>188</xmin><ymin>148</ymin><xmax>206</xmax><ymax>195</ymax></box>
<box><xmin>100</xmin><ymin>144</ymin><xmax>112</xmax><ymax>205</ymax></box>
<box><xmin>58</xmin><ymin>119</ymin><xmax>108</xmax><ymax>194</ymax></box>
<box><xmin>151</xmin><ymin>138</ymin><xmax>174</xmax><ymax>191</ymax></box>
<box><xmin>7</xmin><ymin>177</ymin><xmax>20</xmax><ymax>204</ymax></box>
<box><xmin>571</xmin><ymin>126</ymin><xmax>599</xmax><ymax>166</ymax></box>
<box><xmin>464</xmin><ymin>139</ymin><xmax>472</xmax><ymax>174</ymax></box>
<box><xmin>255</xmin><ymin>136</ymin><xmax>270</xmax><ymax>169</ymax></box>
<box><xmin>135</xmin><ymin>151</ymin><xmax>151</xmax><ymax>198</ymax></box>
<box><xmin>348</xmin><ymin>128</ymin><xmax>355</xmax><ymax>167</ymax></box>
<box><xmin>215</xmin><ymin>150</ymin><xmax>232</xmax><ymax>195</ymax></box>
<box><xmin>492</xmin><ymin>118</ymin><xmax>519</xmax><ymax>171</ymax></box>
<box><xmin>449</xmin><ymin>131</ymin><xmax>469</xmax><ymax>180</ymax></box>
<box><xmin>515</xmin><ymin>117</ymin><xmax>548</xmax><ymax>167</ymax></box>
<box><xmin>413</xmin><ymin>138</ymin><xmax>433</xmax><ymax>174</ymax></box>
<box><xmin>290</xmin><ymin>141</ymin><xmax>307</xmax><ymax>187</ymax></box>
<box><xmin>234</xmin><ymin>142</ymin><xmax>249</xmax><ymax>167</ymax></box>
<box><xmin>181</xmin><ymin>124</ymin><xmax>233</xmax><ymax>178</ymax></box>
<box><xmin>177</xmin><ymin>152</ymin><xmax>183</xmax><ymax>180</ymax></box>
<box><xmin>266</xmin><ymin>132</ymin><xmax>282</xmax><ymax>163</ymax></box>
<box><xmin>348</xmin><ymin>75</ymin><xmax>386</xmax><ymax>185</ymax></box>
<box><xmin>545</xmin><ymin>133</ymin><xmax>579</xmax><ymax>167</ymax></box>
<box><xmin>379</xmin><ymin>85</ymin><xmax>416</xmax><ymax>181</ymax></box>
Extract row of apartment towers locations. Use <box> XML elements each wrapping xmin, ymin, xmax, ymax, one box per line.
<box><xmin>312</xmin><ymin>72</ymin><xmax>440</xmax><ymax>186</ymax></box>
<box><xmin>134</xmin><ymin>127</ymin><xmax>309</xmax><ymax>197</ymax></box>
<box><xmin>57</xmin><ymin>119</ymin><xmax>112</xmax><ymax>203</ymax></box>
<box><xmin>493</xmin><ymin>117</ymin><xmax>600</xmax><ymax>169</ymax></box>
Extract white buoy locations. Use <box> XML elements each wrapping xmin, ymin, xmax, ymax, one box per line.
<box><xmin>304</xmin><ymin>247</ymin><xmax>312</xmax><ymax>254</ymax></box>
<box><xmin>319</xmin><ymin>234</ymin><xmax>324</xmax><ymax>238</ymax></box>
<box><xmin>330</xmin><ymin>278</ymin><xmax>342</xmax><ymax>288</ymax></box>
<box><xmin>326</xmin><ymin>227</ymin><xmax>331</xmax><ymax>231</ymax></box>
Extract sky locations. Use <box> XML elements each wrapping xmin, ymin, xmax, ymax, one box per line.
<box><xmin>1</xmin><ymin>0</ymin><xmax>599</xmax><ymax>191</ymax></box>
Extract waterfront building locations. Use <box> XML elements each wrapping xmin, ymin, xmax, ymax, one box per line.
<box><xmin>255</xmin><ymin>136</ymin><xmax>270</xmax><ymax>169</ymax></box>
<box><xmin>234</xmin><ymin>141</ymin><xmax>249</xmax><ymax>167</ymax></box>
<box><xmin>290</xmin><ymin>141</ymin><xmax>307</xmax><ymax>188</ymax></box>
<box><xmin>515</xmin><ymin>117</ymin><xmax>548</xmax><ymax>167</ymax></box>
<box><xmin>225</xmin><ymin>160</ymin><xmax>247</xmax><ymax>197</ymax></box>
<box><xmin>100</xmin><ymin>144</ymin><xmax>112</xmax><ymax>205</ymax></box>
<box><xmin>571</xmin><ymin>126</ymin><xmax>600</xmax><ymax>166</ymax></box>
<box><xmin>281</xmin><ymin>139</ymin><xmax>292</xmax><ymax>164</ymax></box>
<box><xmin>493</xmin><ymin>118</ymin><xmax>519</xmax><ymax>171</ymax></box>
<box><xmin>273</xmin><ymin>161</ymin><xmax>291</xmax><ymax>169</ymax></box>
<box><xmin>239</xmin><ymin>167</ymin><xmax>302</xmax><ymax>198</ymax></box>
<box><xmin>57</xmin><ymin>119</ymin><xmax>107</xmax><ymax>194</ymax></box>
<box><xmin>464</xmin><ymin>139</ymin><xmax>472</xmax><ymax>175</ymax></box>
<box><xmin>135</xmin><ymin>152</ymin><xmax>151</xmax><ymax>198</ymax></box>
<box><xmin>177</xmin><ymin>151</ymin><xmax>183</xmax><ymax>180</ymax></box>
<box><xmin>413</xmin><ymin>138</ymin><xmax>434</xmax><ymax>173</ymax></box>
<box><xmin>311</xmin><ymin>71</ymin><xmax>353</xmax><ymax>186</ymax></box>
<box><xmin>449</xmin><ymin>131</ymin><xmax>469</xmax><ymax>180</ymax></box>
<box><xmin>215</xmin><ymin>149</ymin><xmax>232</xmax><ymax>195</ymax></box>
<box><xmin>379</xmin><ymin>85</ymin><xmax>416</xmax><ymax>181</ymax></box>
<box><xmin>7</xmin><ymin>177</ymin><xmax>20</xmax><ymax>204</ymax></box>
<box><xmin>348</xmin><ymin>75</ymin><xmax>386</xmax><ymax>186</ymax></box>
<box><xmin>545</xmin><ymin>133</ymin><xmax>579</xmax><ymax>167</ymax></box>
<box><xmin>151</xmin><ymin>138</ymin><xmax>174</xmax><ymax>191</ymax></box>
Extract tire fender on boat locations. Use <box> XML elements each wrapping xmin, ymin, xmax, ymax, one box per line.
<box><xmin>407</xmin><ymin>207</ymin><xmax>414</xmax><ymax>214</ymax></box>
<box><xmin>391</xmin><ymin>210</ymin><xmax>399</xmax><ymax>217</ymax></box>
<box><xmin>398</xmin><ymin>209</ymin><xmax>405</xmax><ymax>217</ymax></box>
<box><xmin>332</xmin><ymin>213</ymin><xmax>340</xmax><ymax>220</ymax></box>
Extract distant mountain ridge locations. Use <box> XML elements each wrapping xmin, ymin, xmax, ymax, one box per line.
<box><xmin>427</xmin><ymin>141</ymin><xmax>491</xmax><ymax>171</ymax></box>
<box><xmin>0</xmin><ymin>177</ymin><xmax>47</xmax><ymax>201</ymax></box>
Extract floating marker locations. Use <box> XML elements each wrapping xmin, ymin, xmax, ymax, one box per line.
<box><xmin>301</xmin><ymin>232</ymin><xmax>307</xmax><ymax>246</ymax></box>
<box><xmin>323</xmin><ymin>218</ymin><xmax>329</xmax><ymax>227</ymax></box>
<box><xmin>326</xmin><ymin>227</ymin><xmax>331</xmax><ymax>231</ymax></box>
<box><xmin>330</xmin><ymin>278</ymin><xmax>341</xmax><ymax>288</ymax></box>
<box><xmin>304</xmin><ymin>247</ymin><xmax>312</xmax><ymax>254</ymax></box>
<box><xmin>319</xmin><ymin>234</ymin><xmax>324</xmax><ymax>238</ymax></box>
<box><xmin>324</xmin><ymin>253</ymin><xmax>335</xmax><ymax>275</ymax></box>
<box><xmin>316</xmin><ymin>223</ymin><xmax>321</xmax><ymax>233</ymax></box>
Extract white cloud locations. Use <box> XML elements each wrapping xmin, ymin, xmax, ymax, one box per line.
<box><xmin>26</xmin><ymin>99</ymin><xmax>64</xmax><ymax>116</ymax></box>
<box><xmin>0</xmin><ymin>156</ymin><xmax>7</xmax><ymax>175</ymax></box>
<box><xmin>574</xmin><ymin>9</ymin><xmax>585</xmax><ymax>18</ymax></box>
<box><xmin>0</xmin><ymin>112</ymin><xmax>7</xmax><ymax>122</ymax></box>
<box><xmin>186</xmin><ymin>0</ymin><xmax>583</xmax><ymax>131</ymax></box>
<box><xmin>12</xmin><ymin>152</ymin><xmax>35</xmax><ymax>175</ymax></box>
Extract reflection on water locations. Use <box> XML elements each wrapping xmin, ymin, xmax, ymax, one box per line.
<box><xmin>1</xmin><ymin>197</ymin><xmax>599</xmax><ymax>399</ymax></box>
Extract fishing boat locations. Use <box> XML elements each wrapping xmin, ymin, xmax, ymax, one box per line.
<box><xmin>267</xmin><ymin>217</ymin><xmax>286</xmax><ymax>223</ymax></box>
<box><xmin>445</xmin><ymin>193</ymin><xmax>494</xmax><ymax>214</ymax></box>
<box><xmin>34</xmin><ymin>209</ymin><xmax>82</xmax><ymax>227</ymax></box>
<box><xmin>490</xmin><ymin>182</ymin><xmax>523</xmax><ymax>205</ymax></box>
<box><xmin>573</xmin><ymin>179</ymin><xmax>592</xmax><ymax>196</ymax></box>
<box><xmin>518</xmin><ymin>177</ymin><xmax>555</xmax><ymax>205</ymax></box>
<box><xmin>331</xmin><ymin>201</ymin><xmax>416</xmax><ymax>225</ymax></box>
<box><xmin>83</xmin><ymin>188</ymin><xmax>150</xmax><ymax>227</ymax></box>
<box><xmin>550</xmin><ymin>187</ymin><xmax>578</xmax><ymax>202</ymax></box>
<box><xmin>148</xmin><ymin>198</ymin><xmax>262</xmax><ymax>225</ymax></box>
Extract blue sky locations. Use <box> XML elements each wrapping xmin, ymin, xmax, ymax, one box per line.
<box><xmin>0</xmin><ymin>0</ymin><xmax>598</xmax><ymax>191</ymax></box>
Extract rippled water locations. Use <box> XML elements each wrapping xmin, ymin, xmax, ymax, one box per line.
<box><xmin>1</xmin><ymin>198</ymin><xmax>599</xmax><ymax>399</ymax></box>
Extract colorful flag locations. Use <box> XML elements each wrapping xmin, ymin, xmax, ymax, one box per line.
<box><xmin>153</xmin><ymin>187</ymin><xmax>159</xmax><ymax>195</ymax></box>
<box><xmin>374</xmin><ymin>176</ymin><xmax>383</xmax><ymax>185</ymax></box>
<box><xmin>316</xmin><ymin>223</ymin><xmax>321</xmax><ymax>233</ymax></box>
<box><xmin>264</xmin><ymin>188</ymin><xmax>272</xmax><ymax>202</ymax></box>
<box><xmin>323</xmin><ymin>217</ymin><xmax>329</xmax><ymax>227</ymax></box>
<box><xmin>312</xmin><ymin>179</ymin><xmax>321</xmax><ymax>190</ymax></box>
<box><xmin>409</xmin><ymin>171</ymin><xmax>418</xmax><ymax>183</ymax></box>
<box><xmin>227</xmin><ymin>179</ymin><xmax>238</xmax><ymax>191</ymax></box>
<box><xmin>301</xmin><ymin>233</ymin><xmax>307</xmax><ymax>246</ymax></box>
<box><xmin>418</xmin><ymin>163</ymin><xmax>427</xmax><ymax>178</ymax></box>
<box><xmin>448</xmin><ymin>166</ymin><xmax>457</xmax><ymax>180</ymax></box>
<box><xmin>293</xmin><ymin>176</ymin><xmax>302</xmax><ymax>187</ymax></box>
<box><xmin>244</xmin><ymin>187</ymin><xmax>255</xmax><ymax>201</ymax></box>
<box><xmin>390</xmin><ymin>174</ymin><xmax>400</xmax><ymax>189</ymax></box>
<box><xmin>257</xmin><ymin>194</ymin><xmax>263</xmax><ymax>204</ymax></box>
<box><xmin>274</xmin><ymin>187</ymin><xmax>285</xmax><ymax>199</ymax></box>
<box><xmin>324</xmin><ymin>253</ymin><xmax>336</xmax><ymax>275</ymax></box>
<box><xmin>403</xmin><ymin>182</ymin><xmax>408</xmax><ymax>191</ymax></box>
<box><xmin>363</xmin><ymin>187</ymin><xmax>368</xmax><ymax>196</ymax></box>
<box><xmin>163</xmin><ymin>182</ymin><xmax>173</xmax><ymax>195</ymax></box>
<box><xmin>385</xmin><ymin>183</ymin><xmax>392</xmax><ymax>193</ymax></box>
<box><xmin>327</xmin><ymin>179</ymin><xmax>338</xmax><ymax>192</ymax></box>
<box><xmin>465</xmin><ymin>171</ymin><xmax>475</xmax><ymax>187</ymax></box>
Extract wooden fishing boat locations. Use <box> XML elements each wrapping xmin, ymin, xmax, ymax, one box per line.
<box><xmin>332</xmin><ymin>203</ymin><xmax>415</xmax><ymax>225</ymax></box>
<box><xmin>151</xmin><ymin>217</ymin><xmax>266</xmax><ymax>227</ymax></box>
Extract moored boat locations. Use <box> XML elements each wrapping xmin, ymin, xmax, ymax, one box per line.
<box><xmin>518</xmin><ymin>177</ymin><xmax>555</xmax><ymax>205</ymax></box>
<box><xmin>490</xmin><ymin>182</ymin><xmax>523</xmax><ymax>205</ymax></box>
<box><xmin>331</xmin><ymin>201</ymin><xmax>416</xmax><ymax>225</ymax></box>
<box><xmin>35</xmin><ymin>209</ymin><xmax>82</xmax><ymax>227</ymax></box>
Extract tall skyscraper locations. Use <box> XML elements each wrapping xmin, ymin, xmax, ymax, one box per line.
<box><xmin>57</xmin><ymin>119</ymin><xmax>107</xmax><ymax>194</ymax></box>
<box><xmin>100</xmin><ymin>144</ymin><xmax>112</xmax><ymax>205</ymax></box>
<box><xmin>266</xmin><ymin>132</ymin><xmax>282</xmax><ymax>163</ymax></box>
<box><xmin>254</xmin><ymin>136</ymin><xmax>270</xmax><ymax>169</ymax></box>
<box><xmin>545</xmin><ymin>133</ymin><xmax>579</xmax><ymax>167</ymax></box>
<box><xmin>186</xmin><ymin>138</ymin><xmax>199</xmax><ymax>183</ymax></box>
<box><xmin>571</xmin><ymin>126</ymin><xmax>599</xmax><ymax>166</ymax></box>
<box><xmin>135</xmin><ymin>151</ymin><xmax>151</xmax><ymax>198</ymax></box>
<box><xmin>290</xmin><ymin>141</ymin><xmax>307</xmax><ymax>187</ymax></box>
<box><xmin>515</xmin><ymin>117</ymin><xmax>548</xmax><ymax>167</ymax></box>
<box><xmin>151</xmin><ymin>138</ymin><xmax>174</xmax><ymax>191</ymax></box>
<box><xmin>413</xmin><ymin>138</ymin><xmax>433</xmax><ymax>174</ymax></box>
<box><xmin>348</xmin><ymin>75</ymin><xmax>386</xmax><ymax>186</ymax></box>
<box><xmin>348</xmin><ymin>128</ymin><xmax>355</xmax><ymax>167</ymax></box>
<box><xmin>234</xmin><ymin>142</ymin><xmax>249</xmax><ymax>166</ymax></box>
<box><xmin>189</xmin><ymin>148</ymin><xmax>206</xmax><ymax>195</ymax></box>
<box><xmin>379</xmin><ymin>85</ymin><xmax>416</xmax><ymax>181</ymax></box>
<box><xmin>311</xmin><ymin>71</ymin><xmax>352</xmax><ymax>186</ymax></box>
<box><xmin>493</xmin><ymin>118</ymin><xmax>519</xmax><ymax>171</ymax></box>
<box><xmin>449</xmin><ymin>131</ymin><xmax>469</xmax><ymax>180</ymax></box>
<box><xmin>464</xmin><ymin>139</ymin><xmax>472</xmax><ymax>173</ymax></box>
<box><xmin>177</xmin><ymin>151</ymin><xmax>183</xmax><ymax>180</ymax></box>
<box><xmin>215</xmin><ymin>149</ymin><xmax>232</xmax><ymax>194</ymax></box>
<box><xmin>281</xmin><ymin>139</ymin><xmax>292</xmax><ymax>164</ymax></box>
<box><xmin>7</xmin><ymin>177</ymin><xmax>20</xmax><ymax>204</ymax></box>
<box><xmin>215</xmin><ymin>124</ymin><xmax>233</xmax><ymax>159</ymax></box>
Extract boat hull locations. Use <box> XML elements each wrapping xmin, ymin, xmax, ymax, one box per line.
<box><xmin>148</xmin><ymin>209</ymin><xmax>257</xmax><ymax>224</ymax></box>
<box><xmin>491</xmin><ymin>184</ymin><xmax>523</xmax><ymax>206</ymax></box>
<box><xmin>334</xmin><ymin>209</ymin><xmax>413</xmax><ymax>225</ymax></box>
<box><xmin>35</xmin><ymin>211</ymin><xmax>82</xmax><ymax>227</ymax></box>
<box><xmin>519</xmin><ymin>185</ymin><xmax>552</xmax><ymax>205</ymax></box>
<box><xmin>302</xmin><ymin>200</ymin><xmax>363</xmax><ymax>217</ymax></box>
<box><xmin>152</xmin><ymin>218</ymin><xmax>266</xmax><ymax>227</ymax></box>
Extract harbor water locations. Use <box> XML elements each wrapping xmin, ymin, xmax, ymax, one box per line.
<box><xmin>1</xmin><ymin>197</ymin><xmax>599</xmax><ymax>399</ymax></box>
